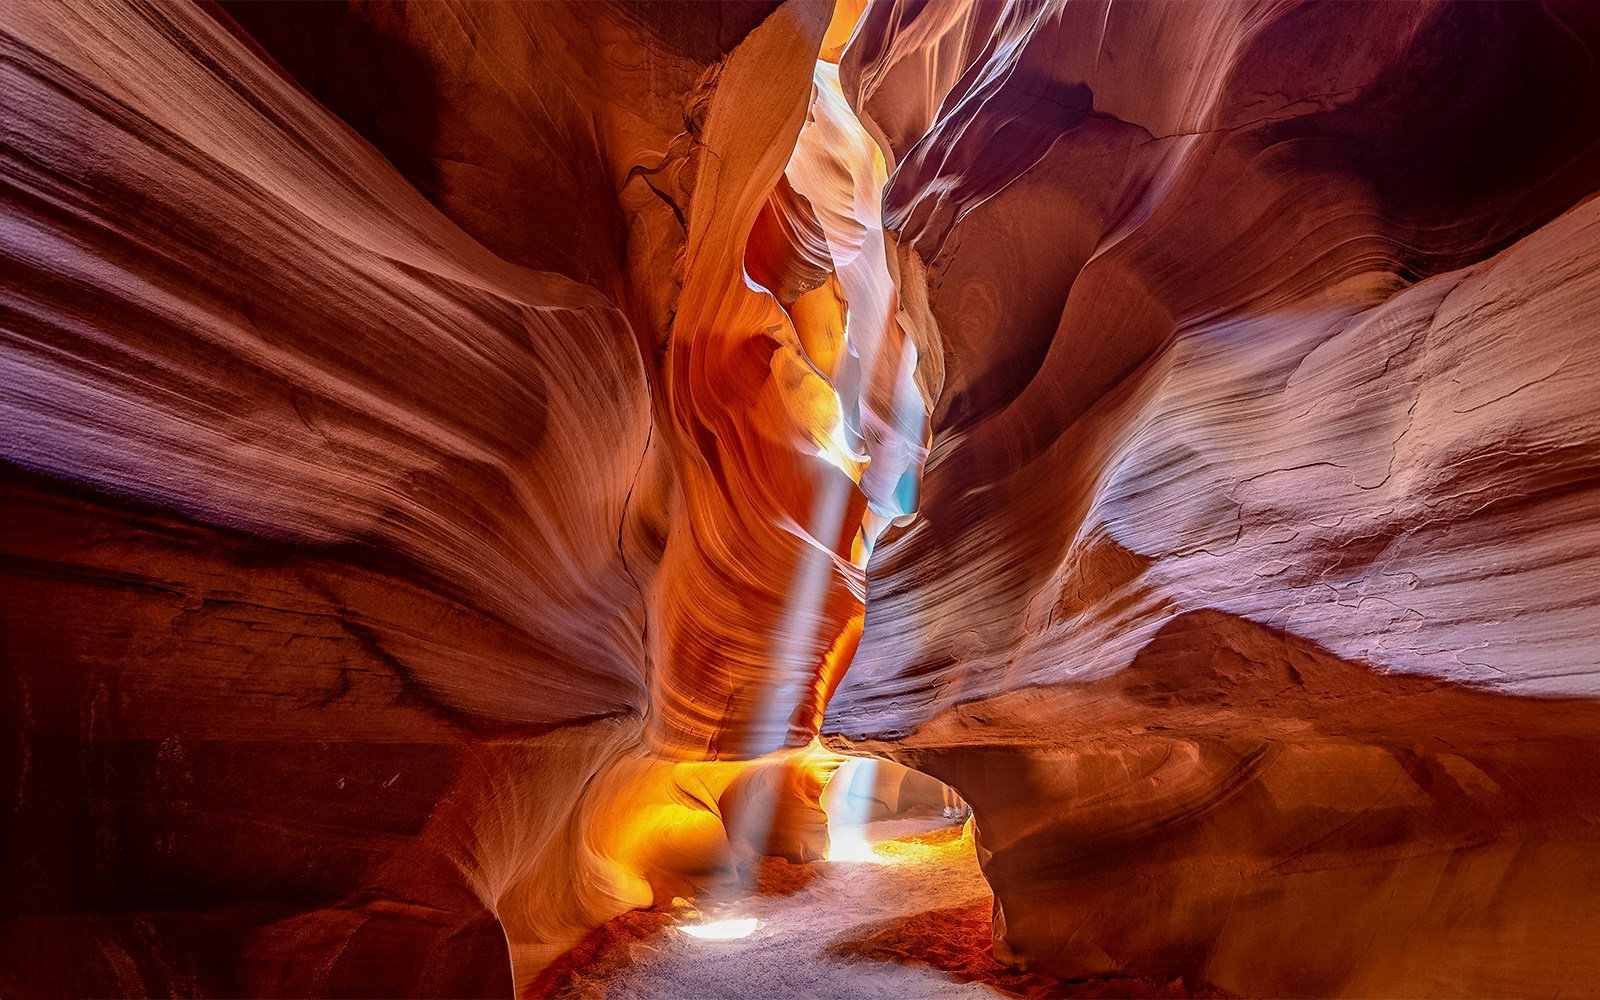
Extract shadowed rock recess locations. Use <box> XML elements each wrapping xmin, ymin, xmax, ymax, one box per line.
<box><xmin>3</xmin><ymin>1</ymin><xmax>1599</xmax><ymax>997</ymax></box>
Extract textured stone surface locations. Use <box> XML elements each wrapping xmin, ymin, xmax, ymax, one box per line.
<box><xmin>1</xmin><ymin>1</ymin><xmax>835</xmax><ymax>993</ymax></box>
<box><xmin>5</xmin><ymin>0</ymin><xmax>1600</xmax><ymax>996</ymax></box>
<box><xmin>828</xmin><ymin>1</ymin><xmax>1600</xmax><ymax>995</ymax></box>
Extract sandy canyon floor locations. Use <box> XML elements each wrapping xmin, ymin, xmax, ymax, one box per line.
<box><xmin>537</xmin><ymin>815</ymin><xmax>1227</xmax><ymax>999</ymax></box>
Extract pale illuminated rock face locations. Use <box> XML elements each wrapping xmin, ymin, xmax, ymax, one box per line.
<box><xmin>4</xmin><ymin>0</ymin><xmax>1600</xmax><ymax>996</ymax></box>
<box><xmin>830</xmin><ymin>1</ymin><xmax>1600</xmax><ymax>995</ymax></box>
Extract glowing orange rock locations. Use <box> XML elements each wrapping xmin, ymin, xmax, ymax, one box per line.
<box><xmin>7</xmin><ymin>0</ymin><xmax>1600</xmax><ymax>996</ymax></box>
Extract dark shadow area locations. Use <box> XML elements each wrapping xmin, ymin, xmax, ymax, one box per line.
<box><xmin>213</xmin><ymin>1</ymin><xmax>443</xmax><ymax>212</ymax></box>
<box><xmin>827</xmin><ymin>902</ymin><xmax>1236</xmax><ymax>999</ymax></box>
<box><xmin>525</xmin><ymin>909</ymin><xmax>674</xmax><ymax>1000</ymax></box>
<box><xmin>0</xmin><ymin>466</ymin><xmax>554</xmax><ymax>997</ymax></box>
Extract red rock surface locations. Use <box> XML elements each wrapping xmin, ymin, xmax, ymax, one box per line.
<box><xmin>3</xmin><ymin>0</ymin><xmax>1600</xmax><ymax>996</ymax></box>
<box><xmin>829</xmin><ymin>1</ymin><xmax>1600</xmax><ymax>995</ymax></box>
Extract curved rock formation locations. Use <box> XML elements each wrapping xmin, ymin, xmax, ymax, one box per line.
<box><xmin>4</xmin><ymin>0</ymin><xmax>1600</xmax><ymax>996</ymax></box>
<box><xmin>830</xmin><ymin>1</ymin><xmax>1600</xmax><ymax>995</ymax></box>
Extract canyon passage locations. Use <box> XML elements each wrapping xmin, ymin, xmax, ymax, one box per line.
<box><xmin>5</xmin><ymin>1</ymin><xmax>1600</xmax><ymax>997</ymax></box>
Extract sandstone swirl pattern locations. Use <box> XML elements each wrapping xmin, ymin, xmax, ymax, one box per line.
<box><xmin>830</xmin><ymin>1</ymin><xmax>1600</xmax><ymax>995</ymax></box>
<box><xmin>4</xmin><ymin>1</ymin><xmax>1600</xmax><ymax>997</ymax></box>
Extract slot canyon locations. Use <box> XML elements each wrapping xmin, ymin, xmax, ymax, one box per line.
<box><xmin>4</xmin><ymin>0</ymin><xmax>1600</xmax><ymax>996</ymax></box>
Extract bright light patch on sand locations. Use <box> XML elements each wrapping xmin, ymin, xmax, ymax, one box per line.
<box><xmin>825</xmin><ymin>828</ymin><xmax>883</xmax><ymax>863</ymax></box>
<box><xmin>824</xmin><ymin>758</ymin><xmax>889</xmax><ymax>862</ymax></box>
<box><xmin>678</xmin><ymin>918</ymin><xmax>760</xmax><ymax>940</ymax></box>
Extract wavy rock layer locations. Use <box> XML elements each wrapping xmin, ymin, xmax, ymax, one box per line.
<box><xmin>1</xmin><ymin>0</ymin><xmax>859</xmax><ymax>994</ymax></box>
<box><xmin>831</xmin><ymin>1</ymin><xmax>1600</xmax><ymax>996</ymax></box>
<box><xmin>6</xmin><ymin>0</ymin><xmax>1600</xmax><ymax>997</ymax></box>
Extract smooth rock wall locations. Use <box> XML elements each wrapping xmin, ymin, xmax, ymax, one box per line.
<box><xmin>829</xmin><ymin>2</ymin><xmax>1600</xmax><ymax>995</ymax></box>
<box><xmin>1</xmin><ymin>1</ymin><xmax>841</xmax><ymax>993</ymax></box>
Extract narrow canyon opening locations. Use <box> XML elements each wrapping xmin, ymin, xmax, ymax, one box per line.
<box><xmin>517</xmin><ymin>7</ymin><xmax>983</xmax><ymax>980</ymax></box>
<box><xmin>6</xmin><ymin>1</ymin><xmax>1600</xmax><ymax>998</ymax></box>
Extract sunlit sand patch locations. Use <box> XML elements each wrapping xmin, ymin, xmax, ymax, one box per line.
<box><xmin>677</xmin><ymin>917</ymin><xmax>761</xmax><ymax>941</ymax></box>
